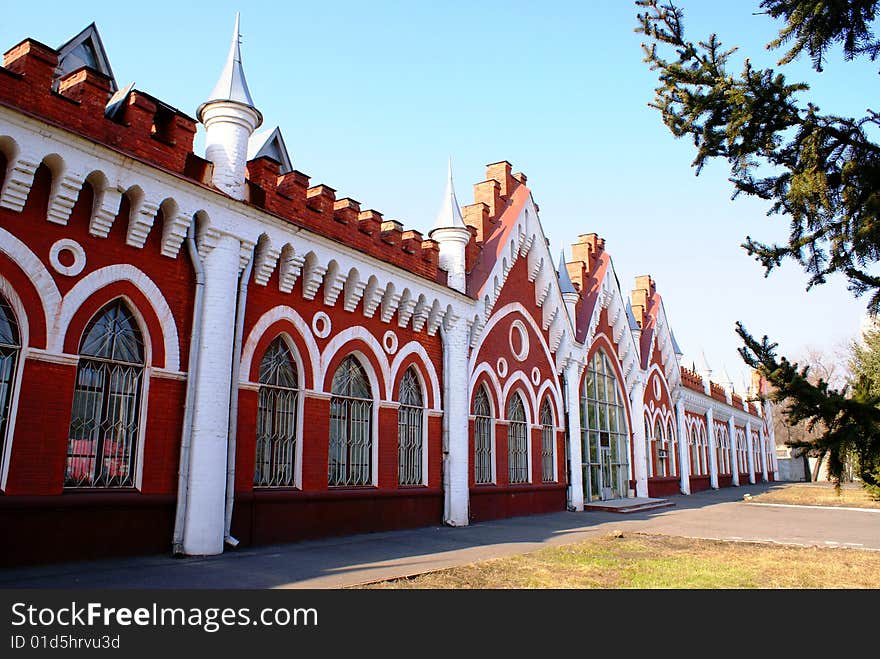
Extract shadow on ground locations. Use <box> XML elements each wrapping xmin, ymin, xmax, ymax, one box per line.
<box><xmin>0</xmin><ymin>483</ymin><xmax>788</xmax><ymax>589</ymax></box>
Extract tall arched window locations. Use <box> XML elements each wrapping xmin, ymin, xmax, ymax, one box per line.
<box><xmin>507</xmin><ymin>393</ymin><xmax>528</xmax><ymax>484</ymax></box>
<box><xmin>580</xmin><ymin>350</ymin><xmax>630</xmax><ymax>501</ymax></box>
<box><xmin>66</xmin><ymin>300</ymin><xmax>144</xmax><ymax>488</ymax></box>
<box><xmin>398</xmin><ymin>367</ymin><xmax>424</xmax><ymax>486</ymax></box>
<box><xmin>473</xmin><ymin>386</ymin><xmax>493</xmax><ymax>484</ymax></box>
<box><xmin>736</xmin><ymin>428</ymin><xmax>748</xmax><ymax>474</ymax></box>
<box><xmin>716</xmin><ymin>424</ymin><xmax>730</xmax><ymax>475</ymax></box>
<box><xmin>667</xmin><ymin>419</ymin><xmax>678</xmax><ymax>477</ymax></box>
<box><xmin>254</xmin><ymin>337</ymin><xmax>299</xmax><ymax>487</ymax></box>
<box><xmin>329</xmin><ymin>356</ymin><xmax>373</xmax><ymax>487</ymax></box>
<box><xmin>699</xmin><ymin>426</ymin><xmax>709</xmax><ymax>475</ymax></box>
<box><xmin>653</xmin><ymin>418</ymin><xmax>665</xmax><ymax>477</ymax></box>
<box><xmin>688</xmin><ymin>425</ymin><xmax>698</xmax><ymax>476</ymax></box>
<box><xmin>0</xmin><ymin>294</ymin><xmax>20</xmax><ymax>468</ymax></box>
<box><xmin>752</xmin><ymin>431</ymin><xmax>762</xmax><ymax>475</ymax></box>
<box><xmin>540</xmin><ymin>399</ymin><xmax>555</xmax><ymax>483</ymax></box>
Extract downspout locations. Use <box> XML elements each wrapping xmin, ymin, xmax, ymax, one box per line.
<box><xmin>172</xmin><ymin>222</ymin><xmax>206</xmax><ymax>556</ymax></box>
<box><xmin>561</xmin><ymin>370</ymin><xmax>573</xmax><ymax>510</ymax></box>
<box><xmin>224</xmin><ymin>251</ymin><xmax>253</xmax><ymax>547</ymax></box>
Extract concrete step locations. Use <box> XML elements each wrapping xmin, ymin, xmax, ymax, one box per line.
<box><xmin>583</xmin><ymin>498</ymin><xmax>675</xmax><ymax>514</ymax></box>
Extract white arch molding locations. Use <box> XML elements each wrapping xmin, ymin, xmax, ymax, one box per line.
<box><xmin>0</xmin><ymin>227</ymin><xmax>61</xmax><ymax>345</ymax></box>
<box><xmin>320</xmin><ymin>326</ymin><xmax>389</xmax><ymax>399</ymax></box>
<box><xmin>52</xmin><ymin>264</ymin><xmax>180</xmax><ymax>371</ymax></box>
<box><xmin>241</xmin><ymin>305</ymin><xmax>320</xmax><ymax>389</ymax></box>
<box><xmin>389</xmin><ymin>341</ymin><xmax>442</xmax><ymax>412</ymax></box>
<box><xmin>468</xmin><ymin>362</ymin><xmax>504</xmax><ymax>414</ymax></box>
<box><xmin>0</xmin><ymin>276</ymin><xmax>29</xmax><ymax>491</ymax></box>
<box><xmin>501</xmin><ymin>370</ymin><xmax>539</xmax><ymax>425</ymax></box>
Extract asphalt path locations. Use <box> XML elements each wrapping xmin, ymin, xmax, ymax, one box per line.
<box><xmin>2</xmin><ymin>482</ymin><xmax>877</xmax><ymax>589</ymax></box>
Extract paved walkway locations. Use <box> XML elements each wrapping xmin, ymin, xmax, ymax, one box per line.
<box><xmin>2</xmin><ymin>482</ymin><xmax>878</xmax><ymax>589</ymax></box>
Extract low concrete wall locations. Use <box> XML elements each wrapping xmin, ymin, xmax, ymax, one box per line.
<box><xmin>776</xmin><ymin>457</ymin><xmax>807</xmax><ymax>482</ymax></box>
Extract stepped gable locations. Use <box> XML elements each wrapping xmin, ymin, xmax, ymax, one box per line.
<box><xmin>463</xmin><ymin>161</ymin><xmax>529</xmax><ymax>297</ymax></box>
<box><xmin>565</xmin><ymin>233</ymin><xmax>610</xmax><ymax>345</ymax></box>
<box><xmin>629</xmin><ymin>275</ymin><xmax>681</xmax><ymax>389</ymax></box>
<box><xmin>0</xmin><ymin>27</ymin><xmax>443</xmax><ymax>284</ymax></box>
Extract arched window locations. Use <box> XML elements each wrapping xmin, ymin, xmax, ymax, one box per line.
<box><xmin>716</xmin><ymin>424</ymin><xmax>730</xmax><ymax>475</ymax></box>
<box><xmin>473</xmin><ymin>386</ymin><xmax>493</xmax><ymax>484</ymax></box>
<box><xmin>507</xmin><ymin>393</ymin><xmax>528</xmax><ymax>484</ymax></box>
<box><xmin>0</xmin><ymin>294</ymin><xmax>20</xmax><ymax>468</ymax></box>
<box><xmin>688</xmin><ymin>424</ymin><xmax>698</xmax><ymax>476</ymax></box>
<box><xmin>254</xmin><ymin>337</ymin><xmax>299</xmax><ymax>487</ymax></box>
<box><xmin>329</xmin><ymin>356</ymin><xmax>373</xmax><ymax>487</ymax></box>
<box><xmin>667</xmin><ymin>419</ymin><xmax>678</xmax><ymax>477</ymax></box>
<box><xmin>699</xmin><ymin>426</ymin><xmax>709</xmax><ymax>475</ymax></box>
<box><xmin>580</xmin><ymin>350</ymin><xmax>630</xmax><ymax>500</ymax></box>
<box><xmin>66</xmin><ymin>300</ymin><xmax>144</xmax><ymax>487</ymax></box>
<box><xmin>653</xmin><ymin>418</ymin><xmax>665</xmax><ymax>477</ymax></box>
<box><xmin>540</xmin><ymin>399</ymin><xmax>555</xmax><ymax>483</ymax></box>
<box><xmin>644</xmin><ymin>416</ymin><xmax>654</xmax><ymax>478</ymax></box>
<box><xmin>736</xmin><ymin>428</ymin><xmax>748</xmax><ymax>474</ymax></box>
<box><xmin>398</xmin><ymin>367</ymin><xmax>424</xmax><ymax>486</ymax></box>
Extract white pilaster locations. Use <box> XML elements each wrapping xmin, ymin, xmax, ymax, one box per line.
<box><xmin>759</xmin><ymin>426</ymin><xmax>769</xmax><ymax>482</ymax></box>
<box><xmin>745</xmin><ymin>420</ymin><xmax>756</xmax><ymax>484</ymax></box>
<box><xmin>706</xmin><ymin>407</ymin><xmax>719</xmax><ymax>489</ymax></box>
<box><xmin>183</xmin><ymin>232</ymin><xmax>241</xmax><ymax>555</ymax></box>
<box><xmin>564</xmin><ymin>361</ymin><xmax>585</xmax><ymax>509</ymax></box>
<box><xmin>675</xmin><ymin>398</ymin><xmax>690</xmax><ymax>495</ymax></box>
<box><xmin>441</xmin><ymin>319</ymin><xmax>470</xmax><ymax>525</ymax></box>
<box><xmin>728</xmin><ymin>415</ymin><xmax>739</xmax><ymax>486</ymax></box>
<box><xmin>630</xmin><ymin>375</ymin><xmax>648</xmax><ymax>498</ymax></box>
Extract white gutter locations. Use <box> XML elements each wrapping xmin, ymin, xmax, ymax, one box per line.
<box><xmin>224</xmin><ymin>251</ymin><xmax>253</xmax><ymax>547</ymax></box>
<box><xmin>172</xmin><ymin>222</ymin><xmax>206</xmax><ymax>556</ymax></box>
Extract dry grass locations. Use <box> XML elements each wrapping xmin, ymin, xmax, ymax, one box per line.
<box><xmin>748</xmin><ymin>483</ymin><xmax>880</xmax><ymax>509</ymax></box>
<box><xmin>357</xmin><ymin>533</ymin><xmax>880</xmax><ymax>589</ymax></box>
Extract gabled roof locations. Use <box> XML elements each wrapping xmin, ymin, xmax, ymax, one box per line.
<box><xmin>248</xmin><ymin>126</ymin><xmax>293</xmax><ymax>173</ymax></box>
<box><xmin>55</xmin><ymin>23</ymin><xmax>117</xmax><ymax>92</ymax></box>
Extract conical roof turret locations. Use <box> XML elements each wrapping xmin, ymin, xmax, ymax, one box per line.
<box><xmin>197</xmin><ymin>13</ymin><xmax>262</xmax><ymax>126</ymax></box>
<box><xmin>432</xmin><ymin>158</ymin><xmax>466</xmax><ymax>231</ymax></box>
<box><xmin>557</xmin><ymin>248</ymin><xmax>577</xmax><ymax>295</ymax></box>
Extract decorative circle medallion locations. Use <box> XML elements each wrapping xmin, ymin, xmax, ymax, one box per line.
<box><xmin>49</xmin><ymin>239</ymin><xmax>86</xmax><ymax>277</ymax></box>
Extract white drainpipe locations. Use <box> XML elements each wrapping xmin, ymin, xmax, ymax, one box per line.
<box><xmin>172</xmin><ymin>222</ymin><xmax>206</xmax><ymax>556</ymax></box>
<box><xmin>224</xmin><ymin>252</ymin><xmax>253</xmax><ymax>547</ymax></box>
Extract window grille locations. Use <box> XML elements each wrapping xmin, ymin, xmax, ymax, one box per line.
<box><xmin>0</xmin><ymin>295</ymin><xmax>20</xmax><ymax>470</ymax></box>
<box><xmin>65</xmin><ymin>300</ymin><xmax>144</xmax><ymax>488</ymax></box>
<box><xmin>540</xmin><ymin>400</ymin><xmax>555</xmax><ymax>482</ymax></box>
<box><xmin>254</xmin><ymin>337</ymin><xmax>299</xmax><ymax>487</ymax></box>
<box><xmin>473</xmin><ymin>387</ymin><xmax>493</xmax><ymax>484</ymax></box>
<box><xmin>397</xmin><ymin>368</ymin><xmax>423</xmax><ymax>486</ymax></box>
<box><xmin>644</xmin><ymin>417</ymin><xmax>654</xmax><ymax>478</ymax></box>
<box><xmin>329</xmin><ymin>356</ymin><xmax>373</xmax><ymax>486</ymax></box>
<box><xmin>579</xmin><ymin>350</ymin><xmax>630</xmax><ymax>500</ymax></box>
<box><xmin>654</xmin><ymin>419</ymin><xmax>665</xmax><ymax>477</ymax></box>
<box><xmin>507</xmin><ymin>394</ymin><xmax>528</xmax><ymax>484</ymax></box>
<box><xmin>667</xmin><ymin>420</ymin><xmax>678</xmax><ymax>476</ymax></box>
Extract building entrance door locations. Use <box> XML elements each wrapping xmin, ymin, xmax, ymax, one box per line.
<box><xmin>600</xmin><ymin>446</ymin><xmax>615</xmax><ymax>500</ymax></box>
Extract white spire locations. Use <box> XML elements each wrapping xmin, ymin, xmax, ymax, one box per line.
<box><xmin>557</xmin><ymin>247</ymin><xmax>576</xmax><ymax>294</ymax></box>
<box><xmin>198</xmin><ymin>13</ymin><xmax>262</xmax><ymax>125</ymax></box>
<box><xmin>433</xmin><ymin>158</ymin><xmax>465</xmax><ymax>230</ymax></box>
<box><xmin>697</xmin><ymin>350</ymin><xmax>712</xmax><ymax>376</ymax></box>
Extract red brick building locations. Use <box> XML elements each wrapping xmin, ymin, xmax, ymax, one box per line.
<box><xmin>0</xmin><ymin>21</ymin><xmax>775</xmax><ymax>565</ymax></box>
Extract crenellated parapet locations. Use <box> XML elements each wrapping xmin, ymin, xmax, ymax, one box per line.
<box><xmin>0</xmin><ymin>32</ymin><xmax>446</xmax><ymax>287</ymax></box>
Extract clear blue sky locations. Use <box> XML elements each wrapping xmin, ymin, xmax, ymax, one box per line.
<box><xmin>2</xmin><ymin>1</ymin><xmax>874</xmax><ymax>389</ymax></box>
